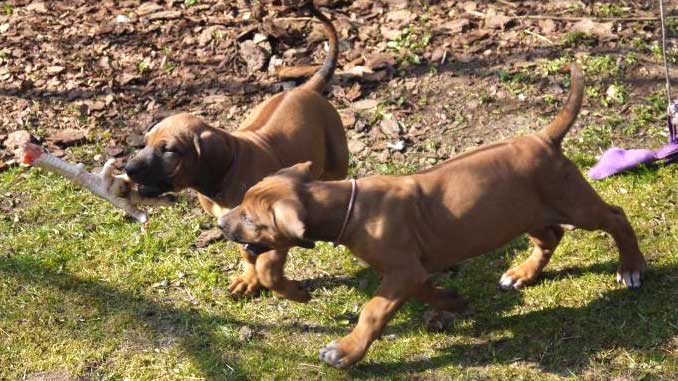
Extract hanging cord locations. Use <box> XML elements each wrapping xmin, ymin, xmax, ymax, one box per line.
<box><xmin>659</xmin><ymin>0</ymin><xmax>677</xmax><ymax>142</ymax></box>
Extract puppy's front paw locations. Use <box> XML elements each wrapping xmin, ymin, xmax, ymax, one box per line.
<box><xmin>498</xmin><ymin>267</ymin><xmax>536</xmax><ymax>290</ymax></box>
<box><xmin>228</xmin><ymin>273</ymin><xmax>262</xmax><ymax>297</ymax></box>
<box><xmin>616</xmin><ymin>269</ymin><xmax>642</xmax><ymax>289</ymax></box>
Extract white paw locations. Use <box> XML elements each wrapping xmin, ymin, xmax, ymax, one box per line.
<box><xmin>616</xmin><ymin>270</ymin><xmax>642</xmax><ymax>289</ymax></box>
<box><xmin>319</xmin><ymin>341</ymin><xmax>345</xmax><ymax>368</ymax></box>
<box><xmin>498</xmin><ymin>273</ymin><xmax>523</xmax><ymax>290</ymax></box>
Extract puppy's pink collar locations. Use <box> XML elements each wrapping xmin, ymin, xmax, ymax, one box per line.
<box><xmin>334</xmin><ymin>178</ymin><xmax>357</xmax><ymax>245</ymax></box>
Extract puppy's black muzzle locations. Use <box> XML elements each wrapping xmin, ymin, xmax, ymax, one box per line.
<box><xmin>125</xmin><ymin>151</ymin><xmax>173</xmax><ymax>197</ymax></box>
<box><xmin>218</xmin><ymin>220</ymin><xmax>272</xmax><ymax>256</ymax></box>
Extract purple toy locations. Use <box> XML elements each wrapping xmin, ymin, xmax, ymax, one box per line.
<box><xmin>588</xmin><ymin>103</ymin><xmax>678</xmax><ymax>180</ymax></box>
<box><xmin>588</xmin><ymin>0</ymin><xmax>677</xmax><ymax>180</ymax></box>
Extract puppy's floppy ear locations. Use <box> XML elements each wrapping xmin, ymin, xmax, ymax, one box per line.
<box><xmin>193</xmin><ymin>130</ymin><xmax>227</xmax><ymax>160</ymax></box>
<box><xmin>275</xmin><ymin>161</ymin><xmax>314</xmax><ymax>182</ymax></box>
<box><xmin>272</xmin><ymin>199</ymin><xmax>315</xmax><ymax>249</ymax></box>
<box><xmin>193</xmin><ymin>130</ymin><xmax>229</xmax><ymax>193</ymax></box>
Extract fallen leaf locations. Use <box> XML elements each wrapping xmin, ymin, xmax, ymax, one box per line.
<box><xmin>461</xmin><ymin>1</ymin><xmax>477</xmax><ymax>13</ymax></box>
<box><xmin>46</xmin><ymin>66</ymin><xmax>66</xmax><ymax>74</ymax></box>
<box><xmin>239</xmin><ymin>40</ymin><xmax>269</xmax><ymax>73</ymax></box>
<box><xmin>147</xmin><ymin>11</ymin><xmax>182</xmax><ymax>21</ymax></box>
<box><xmin>352</xmin><ymin>99</ymin><xmax>380</xmax><ymax>111</ymax></box>
<box><xmin>339</xmin><ymin>109</ymin><xmax>356</xmax><ymax>129</ymax></box>
<box><xmin>348</xmin><ymin>139</ymin><xmax>366</xmax><ymax>154</ymax></box>
<box><xmin>106</xmin><ymin>146</ymin><xmax>124</xmax><ymax>157</ymax></box>
<box><xmin>91</xmin><ymin>101</ymin><xmax>106</xmax><ymax>111</ymax></box>
<box><xmin>435</xmin><ymin>18</ymin><xmax>471</xmax><ymax>34</ymax></box>
<box><xmin>366</xmin><ymin>53</ymin><xmax>396</xmax><ymax>70</ymax></box>
<box><xmin>341</xmin><ymin>65</ymin><xmax>374</xmax><ymax>79</ymax></box>
<box><xmin>485</xmin><ymin>12</ymin><xmax>512</xmax><ymax>30</ymax></box>
<box><xmin>538</xmin><ymin>19</ymin><xmax>557</xmax><ymax>35</ymax></box>
<box><xmin>26</xmin><ymin>2</ymin><xmax>49</xmax><ymax>14</ymax></box>
<box><xmin>386</xmin><ymin>9</ymin><xmax>415</xmax><ymax>24</ymax></box>
<box><xmin>195</xmin><ymin>228</ymin><xmax>224</xmax><ymax>248</ymax></box>
<box><xmin>380</xmin><ymin>116</ymin><xmax>401</xmax><ymax>136</ymax></box>
<box><xmin>345</xmin><ymin>82</ymin><xmax>362</xmax><ymax>101</ymax></box>
<box><xmin>46</xmin><ymin>129</ymin><xmax>87</xmax><ymax>146</ymax></box>
<box><xmin>380</xmin><ymin>26</ymin><xmax>402</xmax><ymax>40</ymax></box>
<box><xmin>572</xmin><ymin>18</ymin><xmax>614</xmax><ymax>38</ymax></box>
<box><xmin>136</xmin><ymin>3</ymin><xmax>164</xmax><ymax>16</ymax></box>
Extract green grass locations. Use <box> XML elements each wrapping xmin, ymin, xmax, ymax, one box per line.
<box><xmin>1</xmin><ymin>155</ymin><xmax>677</xmax><ymax>380</ymax></box>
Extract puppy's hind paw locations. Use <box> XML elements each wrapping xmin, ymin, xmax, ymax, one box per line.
<box><xmin>319</xmin><ymin>341</ymin><xmax>346</xmax><ymax>368</ymax></box>
<box><xmin>616</xmin><ymin>269</ymin><xmax>642</xmax><ymax>289</ymax></box>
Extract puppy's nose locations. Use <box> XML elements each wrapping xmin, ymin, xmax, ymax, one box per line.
<box><xmin>124</xmin><ymin>161</ymin><xmax>141</xmax><ymax>177</ymax></box>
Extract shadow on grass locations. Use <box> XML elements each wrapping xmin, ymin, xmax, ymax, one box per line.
<box><xmin>4</xmin><ymin>236</ymin><xmax>675</xmax><ymax>379</ymax></box>
<box><xmin>0</xmin><ymin>255</ymin><xmax>348</xmax><ymax>380</ymax></box>
<box><xmin>348</xmin><ymin>261</ymin><xmax>678</xmax><ymax>379</ymax></box>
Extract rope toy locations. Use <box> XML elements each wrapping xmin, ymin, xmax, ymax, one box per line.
<box><xmin>21</xmin><ymin>142</ymin><xmax>172</xmax><ymax>223</ymax></box>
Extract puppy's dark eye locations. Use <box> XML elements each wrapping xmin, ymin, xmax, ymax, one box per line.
<box><xmin>241</xmin><ymin>214</ymin><xmax>255</xmax><ymax>226</ymax></box>
<box><xmin>162</xmin><ymin>145</ymin><xmax>181</xmax><ymax>155</ymax></box>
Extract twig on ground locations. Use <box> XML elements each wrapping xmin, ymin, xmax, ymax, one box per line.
<box><xmin>523</xmin><ymin>29</ymin><xmax>555</xmax><ymax>45</ymax></box>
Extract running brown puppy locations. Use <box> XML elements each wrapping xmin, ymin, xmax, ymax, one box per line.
<box><xmin>217</xmin><ymin>63</ymin><xmax>647</xmax><ymax>367</ymax></box>
<box><xmin>124</xmin><ymin>4</ymin><xmax>348</xmax><ymax>302</ymax></box>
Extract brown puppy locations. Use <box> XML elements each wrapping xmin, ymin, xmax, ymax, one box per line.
<box><xmin>124</xmin><ymin>5</ymin><xmax>348</xmax><ymax>302</ymax></box>
<box><xmin>217</xmin><ymin>64</ymin><xmax>647</xmax><ymax>367</ymax></box>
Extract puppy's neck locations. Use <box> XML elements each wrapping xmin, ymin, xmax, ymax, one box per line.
<box><xmin>304</xmin><ymin>180</ymin><xmax>356</xmax><ymax>244</ymax></box>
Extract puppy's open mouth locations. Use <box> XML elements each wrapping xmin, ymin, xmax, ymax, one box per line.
<box><xmin>243</xmin><ymin>243</ymin><xmax>271</xmax><ymax>256</ymax></box>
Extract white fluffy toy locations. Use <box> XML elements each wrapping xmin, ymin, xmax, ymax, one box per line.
<box><xmin>21</xmin><ymin>142</ymin><xmax>172</xmax><ymax>223</ymax></box>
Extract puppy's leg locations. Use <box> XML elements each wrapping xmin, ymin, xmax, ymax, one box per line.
<box><xmin>554</xmin><ymin>171</ymin><xmax>646</xmax><ymax>289</ymax></box>
<box><xmin>414</xmin><ymin>279</ymin><xmax>468</xmax><ymax>312</ymax></box>
<box><xmin>576</xmin><ymin>204</ymin><xmax>646</xmax><ymax>289</ymax></box>
<box><xmin>319</xmin><ymin>270</ymin><xmax>422</xmax><ymax>368</ymax></box>
<box><xmin>254</xmin><ymin>249</ymin><xmax>311</xmax><ymax>303</ymax></box>
<box><xmin>499</xmin><ymin>225</ymin><xmax>564</xmax><ymax>290</ymax></box>
<box><xmin>228</xmin><ymin>247</ymin><xmax>263</xmax><ymax>297</ymax></box>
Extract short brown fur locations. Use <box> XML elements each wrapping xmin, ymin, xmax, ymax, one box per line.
<box><xmin>125</xmin><ymin>4</ymin><xmax>346</xmax><ymax>302</ymax></box>
<box><xmin>218</xmin><ymin>64</ymin><xmax>647</xmax><ymax>367</ymax></box>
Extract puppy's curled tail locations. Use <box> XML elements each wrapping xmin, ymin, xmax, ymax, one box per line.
<box><xmin>539</xmin><ymin>63</ymin><xmax>585</xmax><ymax>147</ymax></box>
<box><xmin>300</xmin><ymin>3</ymin><xmax>338</xmax><ymax>93</ymax></box>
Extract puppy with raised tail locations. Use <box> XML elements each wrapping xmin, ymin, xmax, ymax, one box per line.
<box><xmin>218</xmin><ymin>64</ymin><xmax>647</xmax><ymax>368</ymax></box>
<box><xmin>124</xmin><ymin>4</ymin><xmax>348</xmax><ymax>302</ymax></box>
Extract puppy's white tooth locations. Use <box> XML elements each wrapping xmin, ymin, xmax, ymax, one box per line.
<box><xmin>632</xmin><ymin>271</ymin><xmax>641</xmax><ymax>288</ymax></box>
<box><xmin>623</xmin><ymin>273</ymin><xmax>632</xmax><ymax>288</ymax></box>
<box><xmin>513</xmin><ymin>279</ymin><xmax>523</xmax><ymax>289</ymax></box>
